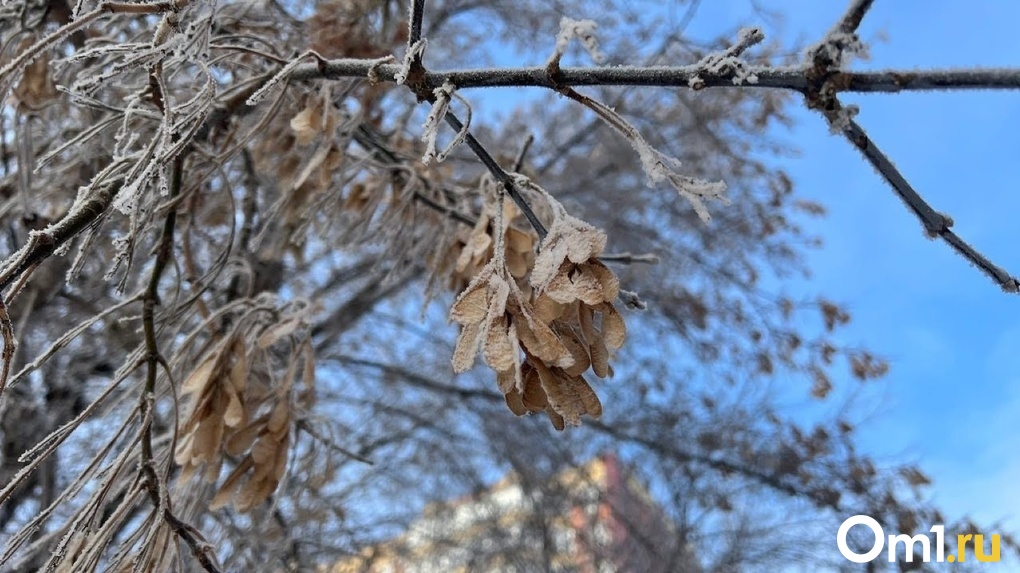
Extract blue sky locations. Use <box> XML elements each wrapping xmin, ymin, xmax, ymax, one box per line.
<box><xmin>460</xmin><ymin>0</ymin><xmax>1019</xmax><ymax>561</ymax></box>
<box><xmin>758</xmin><ymin>1</ymin><xmax>1020</xmax><ymax>534</ymax></box>
<box><xmin>690</xmin><ymin>0</ymin><xmax>1020</xmax><ymax>540</ymax></box>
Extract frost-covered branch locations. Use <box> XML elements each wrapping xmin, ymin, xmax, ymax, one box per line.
<box><xmin>289</xmin><ymin>60</ymin><xmax>1020</xmax><ymax>93</ymax></box>
<box><xmin>801</xmin><ymin>0</ymin><xmax>1020</xmax><ymax>292</ymax></box>
<box><xmin>834</xmin><ymin>111</ymin><xmax>1019</xmax><ymax>291</ymax></box>
<box><xmin>831</xmin><ymin>0</ymin><xmax>876</xmax><ymax>37</ymax></box>
<box><xmin>283</xmin><ymin>32</ymin><xmax>1020</xmax><ymax>292</ymax></box>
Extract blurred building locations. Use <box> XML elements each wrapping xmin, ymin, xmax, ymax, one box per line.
<box><xmin>327</xmin><ymin>453</ymin><xmax>700</xmax><ymax>573</ymax></box>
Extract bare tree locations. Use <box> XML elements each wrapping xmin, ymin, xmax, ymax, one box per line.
<box><xmin>0</xmin><ymin>0</ymin><xmax>1016</xmax><ymax>571</ymax></box>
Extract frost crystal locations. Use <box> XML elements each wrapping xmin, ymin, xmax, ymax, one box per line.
<box><xmin>638</xmin><ymin>149</ymin><xmax>728</xmax><ymax>223</ymax></box>
<box><xmin>827</xmin><ymin>104</ymin><xmax>860</xmax><ymax>135</ymax></box>
<box><xmin>547</xmin><ymin>17</ymin><xmax>606</xmax><ymax>66</ymax></box>
<box><xmin>577</xmin><ymin>98</ymin><xmax>727</xmax><ymax>222</ymax></box>
<box><xmin>421</xmin><ymin>81</ymin><xmax>470</xmax><ymax>165</ymax></box>
<box><xmin>693</xmin><ymin>27</ymin><xmax>764</xmax><ymax>86</ymax></box>
<box><xmin>394</xmin><ymin>39</ymin><xmax>428</xmax><ymax>85</ymax></box>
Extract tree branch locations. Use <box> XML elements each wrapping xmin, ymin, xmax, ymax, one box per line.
<box><xmin>290</xmin><ymin>60</ymin><xmax>1020</xmax><ymax>93</ymax></box>
<box><xmin>443</xmin><ymin>112</ymin><xmax>548</xmax><ymax>239</ymax></box>
<box><xmin>407</xmin><ymin>0</ymin><xmax>427</xmax><ymax>48</ymax></box>
<box><xmin>802</xmin><ymin>3</ymin><xmax>1020</xmax><ymax>292</ymax></box>
<box><xmin>833</xmin><ymin>111</ymin><xmax>1019</xmax><ymax>291</ymax></box>
<box><xmin>139</xmin><ymin>157</ymin><xmax>223</xmax><ymax>573</ymax></box>
<box><xmin>831</xmin><ymin>0</ymin><xmax>875</xmax><ymax>36</ymax></box>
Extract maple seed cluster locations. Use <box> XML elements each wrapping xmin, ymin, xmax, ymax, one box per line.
<box><xmin>450</xmin><ymin>198</ymin><xmax>626</xmax><ymax>430</ymax></box>
<box><xmin>175</xmin><ymin>306</ymin><xmax>314</xmax><ymax>513</ymax></box>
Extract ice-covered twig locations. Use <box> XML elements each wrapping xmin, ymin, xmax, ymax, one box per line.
<box><xmin>830</xmin><ymin>0</ymin><xmax>876</xmax><ymax>38</ymax></box>
<box><xmin>690</xmin><ymin>27</ymin><xmax>764</xmax><ymax>87</ymax></box>
<box><xmin>558</xmin><ymin>90</ymin><xmax>727</xmax><ymax>221</ymax></box>
<box><xmin>407</xmin><ymin>0</ymin><xmax>428</xmax><ymax>49</ymax></box>
<box><xmin>290</xmin><ymin>60</ymin><xmax>1020</xmax><ymax>94</ymax></box>
<box><xmin>600</xmin><ymin>252</ymin><xmax>660</xmax><ymax>265</ymax></box>
<box><xmin>825</xmin><ymin>103</ymin><xmax>1019</xmax><ymax>292</ymax></box>
<box><xmin>421</xmin><ymin>81</ymin><xmax>471</xmax><ymax>164</ymax></box>
<box><xmin>807</xmin><ymin>0</ymin><xmax>874</xmax><ymax>70</ymax></box>
<box><xmin>395</xmin><ymin>39</ymin><xmax>428</xmax><ymax>86</ymax></box>
<box><xmin>246</xmin><ymin>50</ymin><xmax>327</xmax><ymax>106</ymax></box>
<box><xmin>367</xmin><ymin>55</ymin><xmax>397</xmax><ymax>83</ymax></box>
<box><xmin>802</xmin><ymin>0</ymin><xmax>1020</xmax><ymax>293</ymax></box>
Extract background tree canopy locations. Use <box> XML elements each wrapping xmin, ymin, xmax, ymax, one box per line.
<box><xmin>0</xmin><ymin>0</ymin><xmax>1016</xmax><ymax>571</ymax></box>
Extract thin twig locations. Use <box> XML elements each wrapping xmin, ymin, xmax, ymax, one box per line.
<box><xmin>296</xmin><ymin>420</ymin><xmax>374</xmax><ymax>466</ymax></box>
<box><xmin>443</xmin><ymin>112</ymin><xmax>548</xmax><ymax>239</ymax></box>
<box><xmin>831</xmin><ymin>0</ymin><xmax>876</xmax><ymax>36</ymax></box>
<box><xmin>600</xmin><ymin>252</ymin><xmax>660</xmax><ymax>265</ymax></box>
<box><xmin>834</xmin><ymin>113</ymin><xmax>1019</xmax><ymax>291</ymax></box>
<box><xmin>0</xmin><ymin>80</ymin><xmax>267</xmax><ymax>297</ymax></box>
<box><xmin>512</xmin><ymin>134</ymin><xmax>535</xmax><ymax>172</ymax></box>
<box><xmin>0</xmin><ymin>185</ymin><xmax>117</xmax><ymax>291</ymax></box>
<box><xmin>351</xmin><ymin>125</ymin><xmax>477</xmax><ymax>226</ymax></box>
<box><xmin>0</xmin><ymin>299</ymin><xmax>14</xmax><ymax>396</ymax></box>
<box><xmin>407</xmin><ymin>0</ymin><xmax>427</xmax><ymax>48</ymax></box>
<box><xmin>831</xmin><ymin>69</ymin><xmax>1020</xmax><ymax>93</ymax></box>
<box><xmin>138</xmin><ymin>158</ymin><xmax>222</xmax><ymax>572</ymax></box>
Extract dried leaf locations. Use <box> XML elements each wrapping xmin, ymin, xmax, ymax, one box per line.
<box><xmin>506</xmin><ymin>248</ymin><xmax>530</xmax><ymax>278</ymax></box>
<box><xmin>554</xmin><ymin>324</ymin><xmax>591</xmax><ymax>377</ymax></box>
<box><xmin>521</xmin><ymin>369</ymin><xmax>548</xmax><ymax>411</ymax></box>
<box><xmin>182</xmin><ymin>356</ymin><xmax>218</xmax><ymax>395</ymax></box>
<box><xmin>455</xmin><ymin>214</ymin><xmax>492</xmax><ymax>272</ymax></box>
<box><xmin>272</xmin><ymin>434</ymin><xmax>290</xmax><ymax>481</ymax></box>
<box><xmin>483</xmin><ymin>315</ymin><xmax>515</xmax><ymax>373</ymax></box>
<box><xmin>292</xmin><ymin>144</ymin><xmax>333</xmax><ymax>191</ymax></box>
<box><xmin>515</xmin><ymin>313</ymin><xmax>572</xmax><ymax>370</ymax></box>
<box><xmin>13</xmin><ymin>46</ymin><xmax>58</xmax><ymax>109</ymax></box>
<box><xmin>452</xmin><ymin>320</ymin><xmax>483</xmax><ymax>373</ymax></box>
<box><xmin>251</xmin><ymin>434</ymin><xmax>277</xmax><ymax>466</ymax></box>
<box><xmin>223</xmin><ymin>389</ymin><xmax>246</xmax><ymax>428</ymax></box>
<box><xmin>450</xmin><ymin>283</ymin><xmax>487</xmax><ymax>325</ymax></box>
<box><xmin>204</xmin><ymin>452</ymin><xmax>224</xmax><ymax>483</ymax></box>
<box><xmin>506</xmin><ymin>227</ymin><xmax>534</xmax><ymax>253</ymax></box>
<box><xmin>225</xmin><ymin>417</ymin><xmax>266</xmax><ymax>456</ymax></box>
<box><xmin>487</xmin><ymin>274</ymin><xmax>511</xmax><ymax>318</ymax></box>
<box><xmin>229</xmin><ymin>342</ymin><xmax>248</xmax><ymax>394</ymax></box>
<box><xmin>533</xmin><ymin>361</ymin><xmax>601</xmax><ymax>425</ymax></box>
<box><xmin>496</xmin><ymin>370</ymin><xmax>516</xmax><ymax>395</ymax></box>
<box><xmin>589</xmin><ymin>336</ymin><xmax>610</xmax><ymax>378</ymax></box>
<box><xmin>302</xmin><ymin>341</ymin><xmax>316</xmax><ymax>389</ymax></box>
<box><xmin>546</xmin><ymin>409</ymin><xmax>566</xmax><ymax>431</ymax></box>
<box><xmin>572</xmin><ymin>375</ymin><xmax>603</xmax><ymax>418</ymax></box>
<box><xmin>257</xmin><ymin>318</ymin><xmax>302</xmax><ymax>348</ymax></box>
<box><xmin>585</xmin><ymin>260</ymin><xmax>620</xmax><ymax>301</ymax></box>
<box><xmin>533</xmin><ymin>293</ymin><xmax>566</xmax><ymax>323</ymax></box>
<box><xmin>267</xmin><ymin>401</ymin><xmax>290</xmax><ymax>435</ymax></box>
<box><xmin>565</xmin><ymin>217</ymin><xmax>607</xmax><ymax>262</ymax></box>
<box><xmin>209</xmin><ymin>458</ymin><xmax>252</xmax><ymax>511</ymax></box>
<box><xmin>504</xmin><ymin>388</ymin><xmax>528</xmax><ymax>415</ymax></box>
<box><xmin>192</xmin><ymin>413</ymin><xmax>225</xmax><ymax>464</ymax></box>
<box><xmin>174</xmin><ymin>432</ymin><xmax>195</xmax><ymax>465</ymax></box>
<box><xmin>545</xmin><ymin>264</ymin><xmax>605</xmax><ymax>306</ymax></box>
<box><xmin>598</xmin><ymin>303</ymin><xmax>626</xmax><ymax>349</ymax></box>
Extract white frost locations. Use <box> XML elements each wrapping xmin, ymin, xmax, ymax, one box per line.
<box><xmin>421</xmin><ymin>81</ymin><xmax>470</xmax><ymax>165</ymax></box>
<box><xmin>394</xmin><ymin>39</ymin><xmax>428</xmax><ymax>86</ymax></box>
<box><xmin>547</xmin><ymin>17</ymin><xmax>606</xmax><ymax>66</ymax></box>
